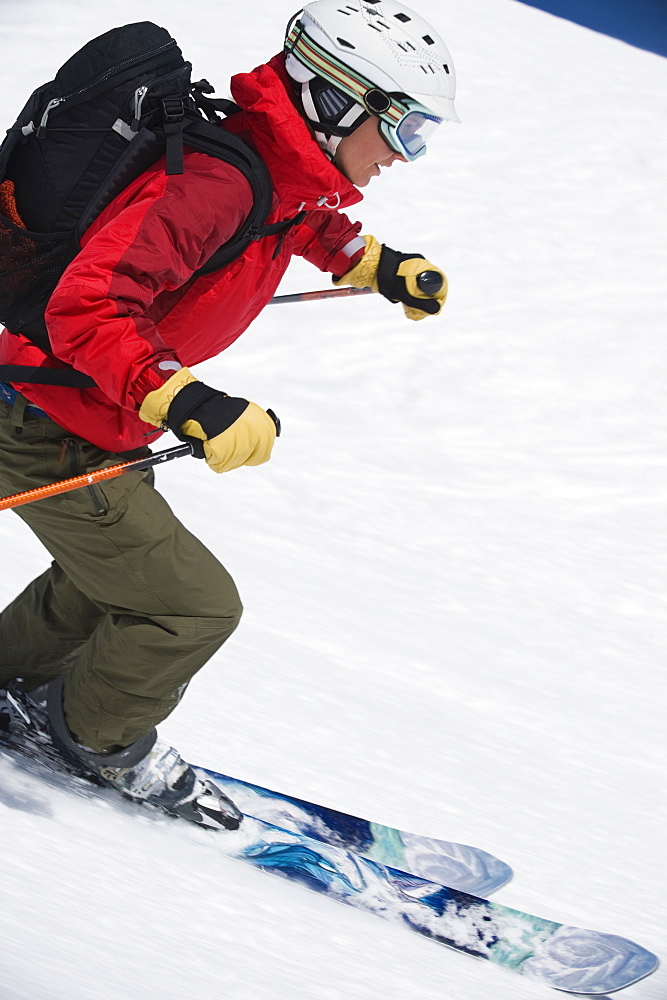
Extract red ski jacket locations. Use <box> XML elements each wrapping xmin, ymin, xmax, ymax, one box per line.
<box><xmin>0</xmin><ymin>55</ymin><xmax>366</xmax><ymax>452</ymax></box>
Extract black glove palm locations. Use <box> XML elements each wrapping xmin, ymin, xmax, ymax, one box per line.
<box><xmin>334</xmin><ymin>235</ymin><xmax>447</xmax><ymax>320</ymax></box>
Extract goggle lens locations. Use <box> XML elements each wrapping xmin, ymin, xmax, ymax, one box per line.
<box><xmin>398</xmin><ymin>111</ymin><xmax>442</xmax><ymax>157</ymax></box>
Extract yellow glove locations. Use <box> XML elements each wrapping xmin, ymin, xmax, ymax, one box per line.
<box><xmin>335</xmin><ymin>235</ymin><xmax>448</xmax><ymax>321</ymax></box>
<box><xmin>139</xmin><ymin>367</ymin><xmax>278</xmax><ymax>474</ymax></box>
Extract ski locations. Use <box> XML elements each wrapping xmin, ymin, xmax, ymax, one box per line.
<box><xmin>199</xmin><ymin>767</ymin><xmax>512</xmax><ymax>896</ymax></box>
<box><xmin>1</xmin><ymin>737</ymin><xmax>658</xmax><ymax>994</ymax></box>
<box><xmin>223</xmin><ymin>815</ymin><xmax>657</xmax><ymax>995</ymax></box>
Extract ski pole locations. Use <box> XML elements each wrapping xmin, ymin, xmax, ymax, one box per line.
<box><xmin>270</xmin><ymin>270</ymin><xmax>443</xmax><ymax>305</ymax></box>
<box><xmin>270</xmin><ymin>286</ymin><xmax>372</xmax><ymax>304</ymax></box>
<box><xmin>1</xmin><ymin>405</ymin><xmax>282</xmax><ymax>512</ymax></box>
<box><xmin>0</xmin><ymin>443</ymin><xmax>193</xmax><ymax>512</ymax></box>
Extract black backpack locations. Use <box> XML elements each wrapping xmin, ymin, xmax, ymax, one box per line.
<box><xmin>0</xmin><ymin>22</ymin><xmax>299</xmax><ymax>388</ymax></box>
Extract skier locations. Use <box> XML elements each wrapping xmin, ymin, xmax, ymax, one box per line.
<box><xmin>0</xmin><ymin>0</ymin><xmax>458</xmax><ymax>828</ymax></box>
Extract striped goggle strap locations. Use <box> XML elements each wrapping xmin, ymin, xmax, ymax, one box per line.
<box><xmin>286</xmin><ymin>23</ymin><xmax>408</xmax><ymax>129</ymax></box>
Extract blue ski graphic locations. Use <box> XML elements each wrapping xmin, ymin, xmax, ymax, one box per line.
<box><xmin>216</xmin><ymin>812</ymin><xmax>658</xmax><ymax>995</ymax></box>
<box><xmin>201</xmin><ymin>767</ymin><xmax>512</xmax><ymax>896</ymax></box>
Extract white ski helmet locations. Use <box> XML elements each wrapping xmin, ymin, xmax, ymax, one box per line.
<box><xmin>285</xmin><ymin>0</ymin><xmax>459</xmax><ymax>160</ymax></box>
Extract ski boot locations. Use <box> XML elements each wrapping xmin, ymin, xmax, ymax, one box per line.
<box><xmin>42</xmin><ymin>675</ymin><xmax>243</xmax><ymax>831</ymax></box>
<box><xmin>0</xmin><ymin>680</ymin><xmax>50</xmax><ymax>747</ymax></box>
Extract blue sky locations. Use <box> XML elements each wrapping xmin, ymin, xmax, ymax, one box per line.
<box><xmin>517</xmin><ymin>0</ymin><xmax>667</xmax><ymax>57</ymax></box>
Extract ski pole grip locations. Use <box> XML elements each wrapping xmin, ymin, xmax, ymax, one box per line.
<box><xmin>417</xmin><ymin>270</ymin><xmax>444</xmax><ymax>296</ymax></box>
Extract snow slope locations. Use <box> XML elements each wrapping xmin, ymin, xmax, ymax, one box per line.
<box><xmin>1</xmin><ymin>1</ymin><xmax>665</xmax><ymax>998</ymax></box>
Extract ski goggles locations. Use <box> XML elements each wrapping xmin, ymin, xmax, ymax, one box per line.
<box><xmin>286</xmin><ymin>21</ymin><xmax>442</xmax><ymax>161</ymax></box>
<box><xmin>378</xmin><ymin>104</ymin><xmax>442</xmax><ymax>162</ymax></box>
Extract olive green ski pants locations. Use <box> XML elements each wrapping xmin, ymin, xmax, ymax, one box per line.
<box><xmin>0</xmin><ymin>392</ymin><xmax>242</xmax><ymax>752</ymax></box>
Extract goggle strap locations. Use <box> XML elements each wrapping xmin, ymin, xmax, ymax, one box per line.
<box><xmin>286</xmin><ymin>23</ymin><xmax>408</xmax><ymax>128</ymax></box>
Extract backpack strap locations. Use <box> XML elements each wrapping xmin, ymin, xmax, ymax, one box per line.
<box><xmin>0</xmin><ymin>117</ymin><xmax>306</xmax><ymax>390</ymax></box>
<box><xmin>181</xmin><ymin>117</ymin><xmax>309</xmax><ymax>274</ymax></box>
<box><xmin>190</xmin><ymin>80</ymin><xmax>241</xmax><ymax>123</ymax></box>
<box><xmin>162</xmin><ymin>97</ymin><xmax>186</xmax><ymax>175</ymax></box>
<box><xmin>0</xmin><ymin>364</ymin><xmax>95</xmax><ymax>387</ymax></box>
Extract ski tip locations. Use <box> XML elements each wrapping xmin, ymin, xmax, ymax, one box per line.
<box><xmin>523</xmin><ymin>928</ymin><xmax>659</xmax><ymax>994</ymax></box>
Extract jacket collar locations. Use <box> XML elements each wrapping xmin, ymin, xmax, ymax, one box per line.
<box><xmin>229</xmin><ymin>55</ymin><xmax>364</xmax><ymax>215</ymax></box>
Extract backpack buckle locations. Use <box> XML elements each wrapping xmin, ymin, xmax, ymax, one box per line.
<box><xmin>162</xmin><ymin>97</ymin><xmax>185</xmax><ymax>124</ymax></box>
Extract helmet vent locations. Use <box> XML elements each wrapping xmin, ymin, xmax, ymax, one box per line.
<box><xmin>337</xmin><ymin>36</ymin><xmax>356</xmax><ymax>48</ymax></box>
<box><xmin>394</xmin><ymin>13</ymin><xmax>411</xmax><ymax>22</ymax></box>
<box><xmin>443</xmin><ymin>64</ymin><xmax>450</xmax><ymax>74</ymax></box>
<box><xmin>423</xmin><ymin>35</ymin><xmax>434</xmax><ymax>45</ymax></box>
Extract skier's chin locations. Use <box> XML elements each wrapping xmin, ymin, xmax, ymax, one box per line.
<box><xmin>354</xmin><ymin>165</ymin><xmax>381</xmax><ymax>188</ymax></box>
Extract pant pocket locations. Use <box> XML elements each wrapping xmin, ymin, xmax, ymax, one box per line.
<box><xmin>56</xmin><ymin>437</ymin><xmax>109</xmax><ymax>518</ymax></box>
